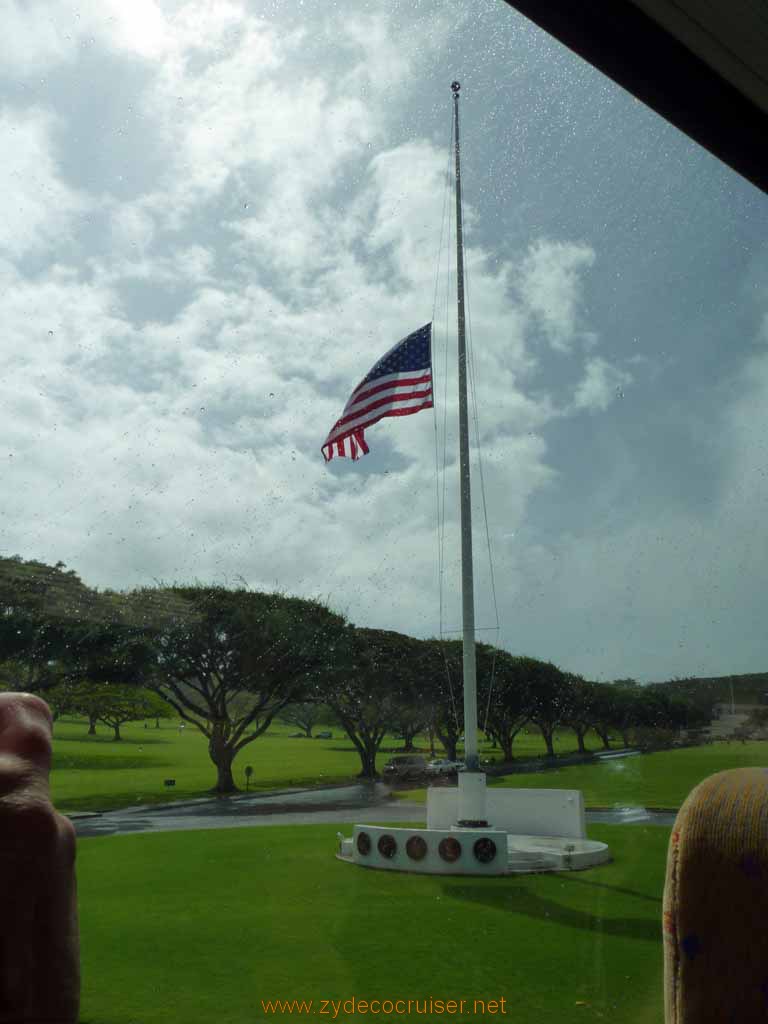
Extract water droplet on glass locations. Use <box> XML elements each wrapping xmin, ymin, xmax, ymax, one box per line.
<box><xmin>48</xmin><ymin>330</ymin><xmax>54</xmax><ymax>336</ymax></box>
<box><xmin>615</xmin><ymin>387</ymin><xmax>625</xmax><ymax>399</ymax></box>
<box><xmin>200</xmin><ymin>407</ymin><xmax>205</xmax><ymax>413</ymax></box>
<box><xmin>269</xmin><ymin>392</ymin><xmax>275</xmax><ymax>398</ymax></box>
<box><xmin>243</xmin><ymin>202</ymin><xmax>249</xmax><ymax>209</ymax></box>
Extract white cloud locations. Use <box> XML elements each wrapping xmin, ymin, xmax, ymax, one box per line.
<box><xmin>2</xmin><ymin>0</ymin><xmax>763</xmax><ymax>688</ymax></box>
<box><xmin>110</xmin><ymin>202</ymin><xmax>156</xmax><ymax>255</ymax></box>
<box><xmin>0</xmin><ymin>2</ymin><xmax>80</xmax><ymax>77</ymax></box>
<box><xmin>571</xmin><ymin>356</ymin><xmax>632</xmax><ymax>412</ymax></box>
<box><xmin>0</xmin><ymin>108</ymin><xmax>90</xmax><ymax>258</ymax></box>
<box><xmin>0</xmin><ymin>0</ymin><xmax>185</xmax><ymax>77</ymax></box>
<box><xmin>517</xmin><ymin>238</ymin><xmax>596</xmax><ymax>352</ymax></box>
<box><xmin>0</xmin><ymin>2</ymin><xmax>599</xmax><ymax>666</ymax></box>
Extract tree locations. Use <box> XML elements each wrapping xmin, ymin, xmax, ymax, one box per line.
<box><xmin>632</xmin><ymin>687</ymin><xmax>688</xmax><ymax>748</ymax></box>
<box><xmin>390</xmin><ymin>705</ymin><xmax>428</xmax><ymax>752</ymax></box>
<box><xmin>129</xmin><ymin>585</ymin><xmax>347</xmax><ymax>793</ymax></box>
<box><xmin>0</xmin><ymin>556</ymin><xmax>97</xmax><ymax>691</ymax></box>
<box><xmin>563</xmin><ymin>676</ymin><xmax>598</xmax><ymax>754</ymax></box>
<box><xmin>478</xmin><ymin>650</ymin><xmax>535</xmax><ymax>762</ymax></box>
<box><xmin>526</xmin><ymin>660</ymin><xmax>572</xmax><ymax>757</ymax></box>
<box><xmin>278</xmin><ymin>702</ymin><xmax>330</xmax><ymax>738</ymax></box>
<box><xmin>418</xmin><ymin>640</ymin><xmax>463</xmax><ymax>761</ymax></box>
<box><xmin>95</xmin><ymin>687</ymin><xmax>169</xmax><ymax>741</ymax></box>
<box><xmin>46</xmin><ymin>681</ymin><xmax>169</xmax><ymax>739</ymax></box>
<box><xmin>46</xmin><ymin>680</ymin><xmax>103</xmax><ymax>734</ymax></box>
<box><xmin>590</xmin><ymin>684</ymin><xmax>619</xmax><ymax>750</ymax></box>
<box><xmin>608</xmin><ymin>683</ymin><xmax>644</xmax><ymax>747</ymax></box>
<box><xmin>0</xmin><ymin>557</ymin><xmax>155</xmax><ymax>699</ymax></box>
<box><xmin>317</xmin><ymin>627</ymin><xmax>423</xmax><ymax>779</ymax></box>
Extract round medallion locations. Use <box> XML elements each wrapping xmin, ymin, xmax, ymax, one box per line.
<box><xmin>438</xmin><ymin>836</ymin><xmax>462</xmax><ymax>863</ymax></box>
<box><xmin>473</xmin><ymin>837</ymin><xmax>497</xmax><ymax>863</ymax></box>
<box><xmin>377</xmin><ymin>834</ymin><xmax>398</xmax><ymax>859</ymax></box>
<box><xmin>356</xmin><ymin>831</ymin><xmax>371</xmax><ymax>856</ymax></box>
<box><xmin>406</xmin><ymin>835</ymin><xmax>428</xmax><ymax>861</ymax></box>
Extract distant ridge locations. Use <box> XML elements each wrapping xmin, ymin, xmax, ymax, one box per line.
<box><xmin>651</xmin><ymin>673</ymin><xmax>768</xmax><ymax>713</ymax></box>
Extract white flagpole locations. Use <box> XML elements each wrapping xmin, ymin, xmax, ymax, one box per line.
<box><xmin>452</xmin><ymin>81</ymin><xmax>486</xmax><ymax>824</ymax></box>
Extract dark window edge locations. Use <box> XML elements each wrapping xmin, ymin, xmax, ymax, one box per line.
<box><xmin>502</xmin><ymin>0</ymin><xmax>768</xmax><ymax>195</ymax></box>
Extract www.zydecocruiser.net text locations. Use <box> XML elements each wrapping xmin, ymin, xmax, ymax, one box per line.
<box><xmin>260</xmin><ymin>997</ymin><xmax>508</xmax><ymax>1018</ymax></box>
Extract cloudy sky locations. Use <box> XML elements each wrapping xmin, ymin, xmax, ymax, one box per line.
<box><xmin>2</xmin><ymin>0</ymin><xmax>767</xmax><ymax>683</ymax></box>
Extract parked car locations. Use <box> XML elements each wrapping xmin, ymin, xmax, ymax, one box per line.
<box><xmin>425</xmin><ymin>758</ymin><xmax>465</xmax><ymax>775</ymax></box>
<box><xmin>315</xmin><ymin>731</ymin><xmax>332</xmax><ymax>739</ymax></box>
<box><xmin>383</xmin><ymin>755</ymin><xmax>427</xmax><ymax>779</ymax></box>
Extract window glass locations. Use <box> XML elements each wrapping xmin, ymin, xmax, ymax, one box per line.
<box><xmin>2</xmin><ymin>2</ymin><xmax>766</xmax><ymax>1023</ymax></box>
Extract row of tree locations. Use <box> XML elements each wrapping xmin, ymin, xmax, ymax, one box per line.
<box><xmin>0</xmin><ymin>556</ymin><xmax>707</xmax><ymax>792</ymax></box>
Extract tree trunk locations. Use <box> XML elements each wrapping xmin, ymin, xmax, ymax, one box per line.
<box><xmin>302</xmin><ymin>724</ymin><xmax>314</xmax><ymax>738</ymax></box>
<box><xmin>621</xmin><ymin>729</ymin><xmax>632</xmax><ymax>747</ymax></box>
<box><xmin>540</xmin><ymin>725</ymin><xmax>555</xmax><ymax>757</ymax></box>
<box><xmin>88</xmin><ymin>714</ymin><xmax>97</xmax><ymax>735</ymax></box>
<box><xmin>113</xmin><ymin>723</ymin><xmax>121</xmax><ymax>741</ymax></box>
<box><xmin>356</xmin><ymin>746</ymin><xmax>378</xmax><ymax>779</ymax></box>
<box><xmin>215</xmin><ymin>755</ymin><xmax>236</xmax><ymax>791</ymax></box>
<box><xmin>574</xmin><ymin>727</ymin><xmax>587</xmax><ymax>753</ymax></box>
<box><xmin>438</xmin><ymin>733</ymin><xmax>458</xmax><ymax>761</ymax></box>
<box><xmin>209</xmin><ymin>730</ymin><xmax>238</xmax><ymax>793</ymax></box>
<box><xmin>155</xmin><ymin>718</ymin><xmax>160</xmax><ymax>729</ymax></box>
<box><xmin>401</xmin><ymin>728</ymin><xmax>417</xmax><ymax>752</ymax></box>
<box><xmin>501</xmin><ymin>735</ymin><xmax>514</xmax><ymax>761</ymax></box>
<box><xmin>595</xmin><ymin>727</ymin><xmax>611</xmax><ymax>750</ymax></box>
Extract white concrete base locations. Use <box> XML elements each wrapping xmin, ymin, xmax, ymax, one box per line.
<box><xmin>336</xmin><ymin>788</ymin><xmax>610</xmax><ymax>875</ymax></box>
<box><xmin>428</xmin><ymin>785</ymin><xmax>587</xmax><ymax>838</ymax></box>
<box><xmin>336</xmin><ymin>824</ymin><xmax>610</xmax><ymax>875</ymax></box>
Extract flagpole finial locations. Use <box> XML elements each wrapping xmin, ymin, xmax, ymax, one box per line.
<box><xmin>451</xmin><ymin>81</ymin><xmax>461</xmax><ymax>93</ymax></box>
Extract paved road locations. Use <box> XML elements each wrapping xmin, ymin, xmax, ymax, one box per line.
<box><xmin>71</xmin><ymin>783</ymin><xmax>677</xmax><ymax>839</ymax></box>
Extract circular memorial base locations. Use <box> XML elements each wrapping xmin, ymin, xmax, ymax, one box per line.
<box><xmin>336</xmin><ymin>824</ymin><xmax>610</xmax><ymax>876</ymax></box>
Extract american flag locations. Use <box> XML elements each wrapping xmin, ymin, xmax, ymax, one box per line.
<box><xmin>322</xmin><ymin>323</ymin><xmax>433</xmax><ymax>462</ymax></box>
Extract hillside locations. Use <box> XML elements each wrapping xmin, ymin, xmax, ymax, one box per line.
<box><xmin>652</xmin><ymin>673</ymin><xmax>768</xmax><ymax>713</ymax></box>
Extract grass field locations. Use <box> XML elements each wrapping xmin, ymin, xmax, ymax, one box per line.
<box><xmin>52</xmin><ymin>716</ymin><xmax>768</xmax><ymax>814</ymax></box>
<box><xmin>50</xmin><ymin>718</ymin><xmax>606</xmax><ymax>814</ymax></box>
<box><xmin>78</xmin><ymin>822</ymin><xmax>668</xmax><ymax>1024</ymax></box>
<box><xmin>51</xmin><ymin>718</ymin><xmax>366</xmax><ymax>813</ymax></box>
<box><xmin>61</xmin><ymin>724</ymin><xmax>768</xmax><ymax>1023</ymax></box>
<box><xmin>398</xmin><ymin>741</ymin><xmax>768</xmax><ymax>809</ymax></box>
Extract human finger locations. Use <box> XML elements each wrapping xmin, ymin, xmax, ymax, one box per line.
<box><xmin>0</xmin><ymin>692</ymin><xmax>54</xmax><ymax>778</ymax></box>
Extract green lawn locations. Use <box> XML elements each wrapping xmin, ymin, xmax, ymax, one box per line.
<box><xmin>52</xmin><ymin>714</ymin><xmax>768</xmax><ymax>815</ymax></box>
<box><xmin>78</xmin><ymin>822</ymin><xmax>668</xmax><ymax>1024</ymax></box>
<box><xmin>51</xmin><ymin>718</ymin><xmax>369</xmax><ymax>813</ymax></box>
<box><xmin>398</xmin><ymin>741</ymin><xmax>768</xmax><ymax>809</ymax></box>
<box><xmin>50</xmin><ymin>718</ymin><xmax>606</xmax><ymax>814</ymax></box>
